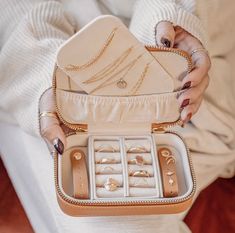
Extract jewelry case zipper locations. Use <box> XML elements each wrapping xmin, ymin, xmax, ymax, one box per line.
<box><xmin>52</xmin><ymin>47</ymin><xmax>196</xmax><ymax>207</ymax></box>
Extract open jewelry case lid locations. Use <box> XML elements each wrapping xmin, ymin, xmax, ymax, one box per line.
<box><xmin>54</xmin><ymin>15</ymin><xmax>192</xmax><ymax>133</ymax></box>
<box><xmin>52</xmin><ymin>15</ymin><xmax>196</xmax><ymax>217</ymax></box>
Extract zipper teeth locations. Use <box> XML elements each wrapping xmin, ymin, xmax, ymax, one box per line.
<box><xmin>54</xmin><ymin>131</ymin><xmax>196</xmax><ymax>206</ymax></box>
<box><xmin>146</xmin><ymin>46</ymin><xmax>193</xmax><ymax>73</ymax></box>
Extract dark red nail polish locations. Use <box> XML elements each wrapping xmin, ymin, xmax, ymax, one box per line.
<box><xmin>181</xmin><ymin>99</ymin><xmax>190</xmax><ymax>108</ymax></box>
<box><xmin>161</xmin><ymin>38</ymin><xmax>171</xmax><ymax>48</ymax></box>
<box><xmin>53</xmin><ymin>138</ymin><xmax>64</xmax><ymax>154</ymax></box>
<box><xmin>181</xmin><ymin>81</ymin><xmax>191</xmax><ymax>90</ymax></box>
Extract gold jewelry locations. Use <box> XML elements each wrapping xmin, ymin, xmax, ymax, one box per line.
<box><xmin>160</xmin><ymin>148</ymin><xmax>176</xmax><ymax>165</ymax></box>
<box><xmin>128</xmin><ymin>62</ymin><xmax>151</xmax><ymax>95</ymax></box>
<box><xmin>104</xmin><ymin>178</ymin><xmax>120</xmax><ymax>191</ymax></box>
<box><xmin>129</xmin><ymin>155</ymin><xmax>145</xmax><ymax>166</ymax></box>
<box><xmin>96</xmin><ymin>144</ymin><xmax>116</xmax><ymax>152</ymax></box>
<box><xmin>99</xmin><ymin>157</ymin><xmax>118</xmax><ymax>164</ymax></box>
<box><xmin>65</xmin><ymin>27</ymin><xmax>118</xmax><ymax>71</ymax></box>
<box><xmin>190</xmin><ymin>48</ymin><xmax>209</xmax><ymax>57</ymax></box>
<box><xmin>127</xmin><ymin>146</ymin><xmax>148</xmax><ymax>153</ymax></box>
<box><xmin>39</xmin><ymin>111</ymin><xmax>58</xmax><ymax>119</ymax></box>
<box><xmin>130</xmin><ymin>170</ymin><xmax>150</xmax><ymax>177</ymax></box>
<box><xmin>158</xmin><ymin>147</ymin><xmax>178</xmax><ymax>197</ymax></box>
<box><xmin>132</xmin><ymin>177</ymin><xmax>149</xmax><ymax>187</ymax></box>
<box><xmin>89</xmin><ymin>53</ymin><xmax>143</xmax><ymax>94</ymax></box>
<box><xmin>100</xmin><ymin>166</ymin><xmax>115</xmax><ymax>173</ymax></box>
<box><xmin>83</xmin><ymin>47</ymin><xmax>133</xmax><ymax>85</ymax></box>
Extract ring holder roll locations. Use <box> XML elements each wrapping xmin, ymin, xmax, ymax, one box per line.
<box><xmin>53</xmin><ymin>15</ymin><xmax>196</xmax><ymax>217</ymax></box>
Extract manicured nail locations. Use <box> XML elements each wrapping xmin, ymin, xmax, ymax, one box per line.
<box><xmin>180</xmin><ymin>99</ymin><xmax>190</xmax><ymax>108</ymax></box>
<box><xmin>161</xmin><ymin>38</ymin><xmax>171</xmax><ymax>48</ymax></box>
<box><xmin>181</xmin><ymin>81</ymin><xmax>191</xmax><ymax>90</ymax></box>
<box><xmin>184</xmin><ymin>113</ymin><xmax>192</xmax><ymax>123</ymax></box>
<box><xmin>53</xmin><ymin>138</ymin><xmax>64</xmax><ymax>154</ymax></box>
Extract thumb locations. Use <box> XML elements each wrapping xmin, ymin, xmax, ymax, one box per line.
<box><xmin>155</xmin><ymin>21</ymin><xmax>175</xmax><ymax>48</ymax></box>
<box><xmin>40</xmin><ymin>116</ymin><xmax>66</xmax><ymax>155</ymax></box>
<box><xmin>39</xmin><ymin>88</ymin><xmax>66</xmax><ymax>155</ymax></box>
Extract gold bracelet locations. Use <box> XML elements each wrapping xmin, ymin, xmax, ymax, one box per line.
<box><xmin>39</xmin><ymin>111</ymin><xmax>58</xmax><ymax>119</ymax></box>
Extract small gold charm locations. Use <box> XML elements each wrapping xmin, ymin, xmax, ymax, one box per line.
<box><xmin>104</xmin><ymin>178</ymin><xmax>119</xmax><ymax>191</ymax></box>
<box><xmin>169</xmin><ymin>178</ymin><xmax>174</xmax><ymax>186</ymax></box>
<box><xmin>117</xmin><ymin>79</ymin><xmax>127</xmax><ymax>89</ymax></box>
<box><xmin>166</xmin><ymin>171</ymin><xmax>174</xmax><ymax>176</ymax></box>
<box><xmin>160</xmin><ymin>148</ymin><xmax>176</xmax><ymax>165</ymax></box>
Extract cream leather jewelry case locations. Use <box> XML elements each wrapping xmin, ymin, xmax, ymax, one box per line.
<box><xmin>52</xmin><ymin>15</ymin><xmax>196</xmax><ymax>216</ymax></box>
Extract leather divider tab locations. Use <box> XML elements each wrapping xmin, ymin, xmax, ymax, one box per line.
<box><xmin>70</xmin><ymin>149</ymin><xmax>89</xmax><ymax>199</ymax></box>
<box><xmin>157</xmin><ymin>147</ymin><xmax>179</xmax><ymax>197</ymax></box>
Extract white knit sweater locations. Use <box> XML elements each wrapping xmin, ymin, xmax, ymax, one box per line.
<box><xmin>0</xmin><ymin>0</ymin><xmax>205</xmax><ymax>136</ymax></box>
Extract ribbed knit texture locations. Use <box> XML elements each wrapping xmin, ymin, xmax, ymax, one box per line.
<box><xmin>0</xmin><ymin>0</ymin><xmax>74</xmax><ymax>136</ymax></box>
<box><xmin>0</xmin><ymin>0</ymin><xmax>206</xmax><ymax>136</ymax></box>
<box><xmin>129</xmin><ymin>0</ymin><xmax>207</xmax><ymax>48</ymax></box>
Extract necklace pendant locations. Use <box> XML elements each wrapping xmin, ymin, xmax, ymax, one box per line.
<box><xmin>117</xmin><ymin>79</ymin><xmax>127</xmax><ymax>89</ymax></box>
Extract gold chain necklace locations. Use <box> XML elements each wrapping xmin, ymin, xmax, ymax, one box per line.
<box><xmin>129</xmin><ymin>61</ymin><xmax>152</xmax><ymax>95</ymax></box>
<box><xmin>83</xmin><ymin>47</ymin><xmax>133</xmax><ymax>84</ymax></box>
<box><xmin>89</xmin><ymin>54</ymin><xmax>144</xmax><ymax>94</ymax></box>
<box><xmin>64</xmin><ymin>27</ymin><xmax>118</xmax><ymax>71</ymax></box>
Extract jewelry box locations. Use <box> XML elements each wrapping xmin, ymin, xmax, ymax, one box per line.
<box><xmin>52</xmin><ymin>15</ymin><xmax>196</xmax><ymax>216</ymax></box>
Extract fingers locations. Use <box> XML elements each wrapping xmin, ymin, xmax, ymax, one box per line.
<box><xmin>39</xmin><ymin>88</ymin><xmax>66</xmax><ymax>154</ymax></box>
<box><xmin>155</xmin><ymin>21</ymin><xmax>175</xmax><ymax>48</ymax></box>
<box><xmin>180</xmin><ymin>96</ymin><xmax>203</xmax><ymax>123</ymax></box>
<box><xmin>182</xmin><ymin>52</ymin><xmax>211</xmax><ymax>88</ymax></box>
<box><xmin>40</xmin><ymin>116</ymin><xmax>66</xmax><ymax>154</ymax></box>
<box><xmin>178</xmin><ymin>75</ymin><xmax>209</xmax><ymax>123</ymax></box>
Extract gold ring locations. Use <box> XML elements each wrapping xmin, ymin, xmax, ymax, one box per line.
<box><xmin>100</xmin><ymin>166</ymin><xmax>115</xmax><ymax>173</ymax></box>
<box><xmin>129</xmin><ymin>155</ymin><xmax>145</xmax><ymax>166</ymax></box>
<box><xmin>96</xmin><ymin>144</ymin><xmax>116</xmax><ymax>152</ymax></box>
<box><xmin>132</xmin><ymin>177</ymin><xmax>148</xmax><ymax>187</ymax></box>
<box><xmin>100</xmin><ymin>157</ymin><xmax>117</xmax><ymax>164</ymax></box>
<box><xmin>130</xmin><ymin>170</ymin><xmax>150</xmax><ymax>177</ymax></box>
<box><xmin>104</xmin><ymin>178</ymin><xmax>120</xmax><ymax>191</ymax></box>
<box><xmin>39</xmin><ymin>111</ymin><xmax>58</xmax><ymax>119</ymax></box>
<box><xmin>127</xmin><ymin>146</ymin><xmax>147</xmax><ymax>153</ymax></box>
<box><xmin>190</xmin><ymin>48</ymin><xmax>209</xmax><ymax>57</ymax></box>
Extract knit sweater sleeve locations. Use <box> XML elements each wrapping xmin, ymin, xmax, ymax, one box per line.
<box><xmin>129</xmin><ymin>0</ymin><xmax>207</xmax><ymax>48</ymax></box>
<box><xmin>0</xmin><ymin>0</ymin><xmax>74</xmax><ymax>136</ymax></box>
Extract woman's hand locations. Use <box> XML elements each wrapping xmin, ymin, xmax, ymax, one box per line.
<box><xmin>39</xmin><ymin>88</ymin><xmax>68</xmax><ymax>154</ymax></box>
<box><xmin>156</xmin><ymin>21</ymin><xmax>211</xmax><ymax>123</ymax></box>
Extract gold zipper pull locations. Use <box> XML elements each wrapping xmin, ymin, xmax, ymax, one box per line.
<box><xmin>151</xmin><ymin>119</ymin><xmax>183</xmax><ymax>133</ymax></box>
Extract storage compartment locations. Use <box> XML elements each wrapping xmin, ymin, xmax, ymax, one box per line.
<box><xmin>58</xmin><ymin>131</ymin><xmax>194</xmax><ymax>203</ymax></box>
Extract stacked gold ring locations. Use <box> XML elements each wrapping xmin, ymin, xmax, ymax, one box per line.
<box><xmin>39</xmin><ymin>111</ymin><xmax>58</xmax><ymax>120</ymax></box>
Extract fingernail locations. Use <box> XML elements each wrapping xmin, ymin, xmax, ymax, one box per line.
<box><xmin>184</xmin><ymin>113</ymin><xmax>192</xmax><ymax>123</ymax></box>
<box><xmin>181</xmin><ymin>81</ymin><xmax>191</xmax><ymax>90</ymax></box>
<box><xmin>53</xmin><ymin>138</ymin><xmax>64</xmax><ymax>154</ymax></box>
<box><xmin>180</xmin><ymin>99</ymin><xmax>190</xmax><ymax>108</ymax></box>
<box><xmin>160</xmin><ymin>38</ymin><xmax>171</xmax><ymax>48</ymax></box>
